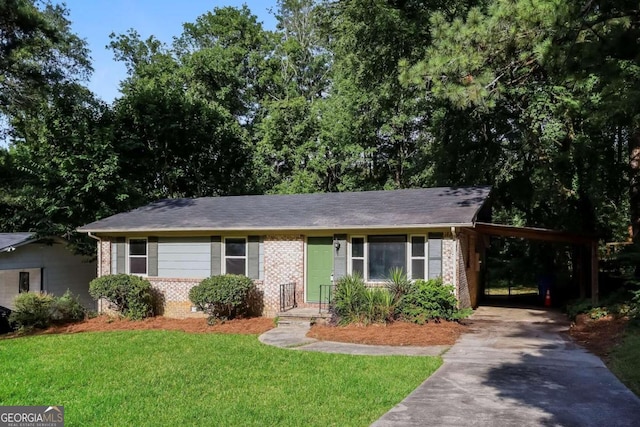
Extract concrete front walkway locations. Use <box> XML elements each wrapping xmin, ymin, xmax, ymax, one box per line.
<box><xmin>373</xmin><ymin>306</ymin><xmax>640</xmax><ymax>427</ymax></box>
<box><xmin>258</xmin><ymin>323</ymin><xmax>447</xmax><ymax>356</ymax></box>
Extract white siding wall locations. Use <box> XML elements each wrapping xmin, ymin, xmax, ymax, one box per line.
<box><xmin>158</xmin><ymin>237</ymin><xmax>211</xmax><ymax>278</ymax></box>
<box><xmin>0</xmin><ymin>242</ymin><xmax>96</xmax><ymax>310</ymax></box>
<box><xmin>0</xmin><ymin>268</ymin><xmax>41</xmax><ymax>309</ymax></box>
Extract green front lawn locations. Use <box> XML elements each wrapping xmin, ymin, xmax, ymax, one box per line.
<box><xmin>0</xmin><ymin>331</ymin><xmax>440</xmax><ymax>426</ymax></box>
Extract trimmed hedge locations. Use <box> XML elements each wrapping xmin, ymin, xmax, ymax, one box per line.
<box><xmin>89</xmin><ymin>274</ymin><xmax>154</xmax><ymax>320</ymax></box>
<box><xmin>189</xmin><ymin>275</ymin><xmax>257</xmax><ymax>323</ymax></box>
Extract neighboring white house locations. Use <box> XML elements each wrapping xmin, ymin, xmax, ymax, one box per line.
<box><xmin>78</xmin><ymin>187</ymin><xmax>492</xmax><ymax>318</ymax></box>
<box><xmin>0</xmin><ymin>233</ymin><xmax>96</xmax><ymax>310</ymax></box>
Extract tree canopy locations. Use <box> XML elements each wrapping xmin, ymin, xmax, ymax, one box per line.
<box><xmin>0</xmin><ymin>0</ymin><xmax>639</xmax><ymax>259</ymax></box>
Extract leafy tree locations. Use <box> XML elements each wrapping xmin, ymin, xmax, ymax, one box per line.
<box><xmin>0</xmin><ymin>0</ymin><xmax>90</xmax><ymax>120</ymax></box>
<box><xmin>109</xmin><ymin>7</ymin><xmax>270</xmax><ymax>199</ymax></box>
<box><xmin>4</xmin><ymin>84</ymin><xmax>129</xmax><ymax>253</ymax></box>
<box><xmin>403</xmin><ymin>0</ymin><xmax>635</xmax><ymax>240</ymax></box>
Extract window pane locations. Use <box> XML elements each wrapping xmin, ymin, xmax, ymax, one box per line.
<box><xmin>130</xmin><ymin>257</ymin><xmax>147</xmax><ymax>274</ymax></box>
<box><xmin>19</xmin><ymin>272</ymin><xmax>30</xmax><ymax>293</ymax></box>
<box><xmin>352</xmin><ymin>259</ymin><xmax>364</xmax><ymax>276</ymax></box>
<box><xmin>226</xmin><ymin>239</ymin><xmax>246</xmax><ymax>257</ymax></box>
<box><xmin>411</xmin><ymin>236</ymin><xmax>425</xmax><ymax>257</ymax></box>
<box><xmin>226</xmin><ymin>258</ymin><xmax>246</xmax><ymax>275</ymax></box>
<box><xmin>411</xmin><ymin>260</ymin><xmax>425</xmax><ymax>280</ymax></box>
<box><xmin>352</xmin><ymin>238</ymin><xmax>364</xmax><ymax>258</ymax></box>
<box><xmin>428</xmin><ymin>259</ymin><xmax>442</xmax><ymax>279</ymax></box>
<box><xmin>428</xmin><ymin>235</ymin><xmax>443</xmax><ymax>259</ymax></box>
<box><xmin>129</xmin><ymin>239</ymin><xmax>147</xmax><ymax>256</ymax></box>
<box><xmin>368</xmin><ymin>235</ymin><xmax>406</xmax><ymax>280</ymax></box>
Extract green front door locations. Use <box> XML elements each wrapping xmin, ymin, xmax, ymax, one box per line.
<box><xmin>307</xmin><ymin>237</ymin><xmax>333</xmax><ymax>302</ymax></box>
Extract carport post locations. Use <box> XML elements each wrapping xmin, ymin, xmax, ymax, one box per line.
<box><xmin>591</xmin><ymin>241</ymin><xmax>599</xmax><ymax>305</ymax></box>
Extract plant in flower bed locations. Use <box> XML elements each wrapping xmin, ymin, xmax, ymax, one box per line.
<box><xmin>331</xmin><ymin>271</ymin><xmax>471</xmax><ymax>325</ymax></box>
<box><xmin>89</xmin><ymin>274</ymin><xmax>154</xmax><ymax>320</ymax></box>
<box><xmin>400</xmin><ymin>277</ymin><xmax>472</xmax><ymax>323</ymax></box>
<box><xmin>9</xmin><ymin>290</ymin><xmax>86</xmax><ymax>332</ymax></box>
<box><xmin>189</xmin><ymin>274</ymin><xmax>258</xmax><ymax>324</ymax></box>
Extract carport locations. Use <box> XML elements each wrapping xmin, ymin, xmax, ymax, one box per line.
<box><xmin>472</xmin><ymin>222</ymin><xmax>599</xmax><ymax>305</ymax></box>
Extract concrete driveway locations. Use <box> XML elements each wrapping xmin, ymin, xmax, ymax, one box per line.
<box><xmin>373</xmin><ymin>306</ymin><xmax>640</xmax><ymax>427</ymax></box>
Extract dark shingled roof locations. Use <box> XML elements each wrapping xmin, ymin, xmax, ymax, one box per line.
<box><xmin>0</xmin><ymin>233</ymin><xmax>36</xmax><ymax>251</ymax></box>
<box><xmin>78</xmin><ymin>186</ymin><xmax>491</xmax><ymax>233</ymax></box>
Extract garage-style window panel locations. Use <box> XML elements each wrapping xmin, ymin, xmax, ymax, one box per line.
<box><xmin>410</xmin><ymin>236</ymin><xmax>426</xmax><ymax>280</ymax></box>
<box><xmin>368</xmin><ymin>235</ymin><xmax>407</xmax><ymax>281</ymax></box>
<box><xmin>225</xmin><ymin>238</ymin><xmax>247</xmax><ymax>275</ymax></box>
<box><xmin>351</xmin><ymin>237</ymin><xmax>365</xmax><ymax>277</ymax></box>
<box><xmin>129</xmin><ymin>238</ymin><xmax>147</xmax><ymax>275</ymax></box>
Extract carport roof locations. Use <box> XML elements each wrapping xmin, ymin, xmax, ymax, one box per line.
<box><xmin>474</xmin><ymin>222</ymin><xmax>597</xmax><ymax>245</ymax></box>
<box><xmin>78</xmin><ymin>186</ymin><xmax>492</xmax><ymax>233</ymax></box>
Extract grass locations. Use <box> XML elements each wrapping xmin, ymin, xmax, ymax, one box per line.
<box><xmin>485</xmin><ymin>286</ymin><xmax>538</xmax><ymax>296</ymax></box>
<box><xmin>0</xmin><ymin>331</ymin><xmax>441</xmax><ymax>426</ymax></box>
<box><xmin>610</xmin><ymin>323</ymin><xmax>640</xmax><ymax>396</ymax></box>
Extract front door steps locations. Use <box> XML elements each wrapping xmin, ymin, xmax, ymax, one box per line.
<box><xmin>276</xmin><ymin>307</ymin><xmax>331</xmax><ymax>327</ymax></box>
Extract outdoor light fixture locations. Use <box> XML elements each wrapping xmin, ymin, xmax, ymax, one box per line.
<box><xmin>334</xmin><ymin>241</ymin><xmax>341</xmax><ymax>250</ymax></box>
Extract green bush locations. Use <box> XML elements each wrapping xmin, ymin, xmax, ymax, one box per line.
<box><xmin>9</xmin><ymin>292</ymin><xmax>55</xmax><ymax>330</ymax></box>
<box><xmin>332</xmin><ymin>274</ymin><xmax>367</xmax><ymax>324</ymax></box>
<box><xmin>332</xmin><ymin>274</ymin><xmax>397</xmax><ymax>325</ymax></box>
<box><xmin>400</xmin><ymin>278</ymin><xmax>472</xmax><ymax>323</ymax></box>
<box><xmin>364</xmin><ymin>287</ymin><xmax>395</xmax><ymax>324</ymax></box>
<box><xmin>51</xmin><ymin>290</ymin><xmax>87</xmax><ymax>323</ymax></box>
<box><xmin>565</xmin><ymin>299</ymin><xmax>594</xmax><ymax>320</ymax></box>
<box><xmin>189</xmin><ymin>275</ymin><xmax>256</xmax><ymax>323</ymax></box>
<box><xmin>89</xmin><ymin>274</ymin><xmax>154</xmax><ymax>320</ymax></box>
<box><xmin>8</xmin><ymin>290</ymin><xmax>88</xmax><ymax>332</ymax></box>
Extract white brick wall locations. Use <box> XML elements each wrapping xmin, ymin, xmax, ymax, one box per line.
<box><xmin>263</xmin><ymin>235</ymin><xmax>305</xmax><ymax>316</ymax></box>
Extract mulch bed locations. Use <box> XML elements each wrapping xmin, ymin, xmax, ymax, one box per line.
<box><xmin>42</xmin><ymin>316</ymin><xmax>276</xmax><ymax>336</ymax></box>
<box><xmin>308</xmin><ymin>321</ymin><xmax>468</xmax><ymax>346</ymax></box>
<box><xmin>569</xmin><ymin>314</ymin><xmax>629</xmax><ymax>361</ymax></box>
<box><xmin>5</xmin><ymin>315</ymin><xmax>467</xmax><ymax>347</ymax></box>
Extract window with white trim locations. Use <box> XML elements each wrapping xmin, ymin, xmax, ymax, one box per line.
<box><xmin>368</xmin><ymin>235</ymin><xmax>406</xmax><ymax>281</ymax></box>
<box><xmin>410</xmin><ymin>235</ymin><xmax>426</xmax><ymax>280</ymax></box>
<box><xmin>224</xmin><ymin>238</ymin><xmax>247</xmax><ymax>275</ymax></box>
<box><xmin>349</xmin><ymin>234</ymin><xmax>443</xmax><ymax>282</ymax></box>
<box><xmin>128</xmin><ymin>238</ymin><xmax>147</xmax><ymax>275</ymax></box>
<box><xmin>351</xmin><ymin>237</ymin><xmax>365</xmax><ymax>277</ymax></box>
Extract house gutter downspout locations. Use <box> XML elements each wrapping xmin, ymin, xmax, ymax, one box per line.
<box><xmin>451</xmin><ymin>226</ymin><xmax>458</xmax><ymax>299</ymax></box>
<box><xmin>87</xmin><ymin>232</ymin><xmax>102</xmax><ymax>313</ymax></box>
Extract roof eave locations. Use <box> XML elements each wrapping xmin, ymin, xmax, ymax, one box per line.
<box><xmin>78</xmin><ymin>222</ymin><xmax>475</xmax><ymax>234</ymax></box>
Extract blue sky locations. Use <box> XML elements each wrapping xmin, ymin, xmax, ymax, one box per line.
<box><xmin>59</xmin><ymin>1</ymin><xmax>278</xmax><ymax>103</ymax></box>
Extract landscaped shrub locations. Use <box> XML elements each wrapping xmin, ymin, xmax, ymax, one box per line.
<box><xmin>89</xmin><ymin>274</ymin><xmax>154</xmax><ymax>320</ymax></box>
<box><xmin>9</xmin><ymin>292</ymin><xmax>55</xmax><ymax>330</ymax></box>
<box><xmin>332</xmin><ymin>274</ymin><xmax>367</xmax><ymax>324</ymax></box>
<box><xmin>400</xmin><ymin>278</ymin><xmax>472</xmax><ymax>323</ymax></box>
<box><xmin>189</xmin><ymin>275</ymin><xmax>257</xmax><ymax>323</ymax></box>
<box><xmin>51</xmin><ymin>290</ymin><xmax>87</xmax><ymax>323</ymax></box>
<box><xmin>363</xmin><ymin>287</ymin><xmax>395</xmax><ymax>324</ymax></box>
<box><xmin>8</xmin><ymin>290</ymin><xmax>88</xmax><ymax>331</ymax></box>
